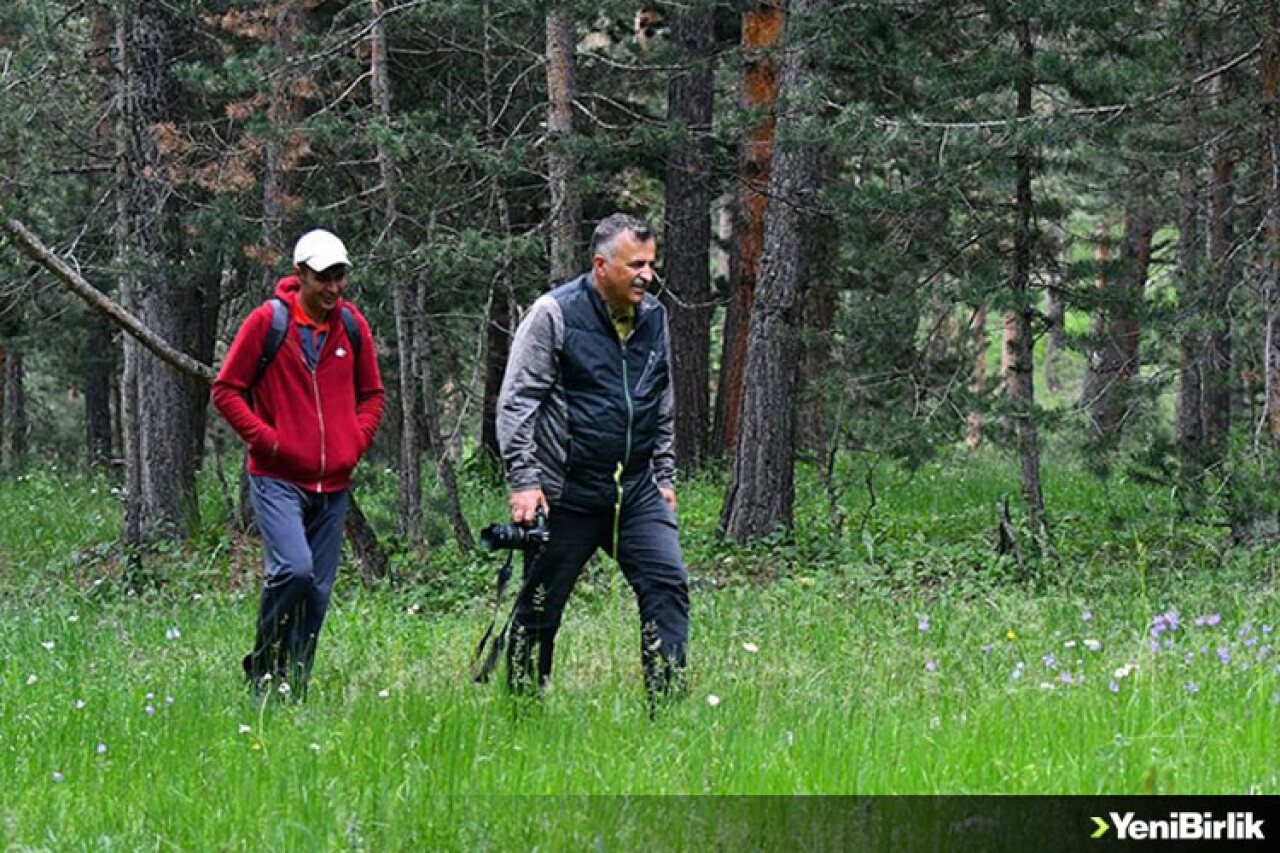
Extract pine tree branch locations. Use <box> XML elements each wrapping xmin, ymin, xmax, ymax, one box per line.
<box><xmin>1</xmin><ymin>215</ymin><xmax>216</xmax><ymax>385</ymax></box>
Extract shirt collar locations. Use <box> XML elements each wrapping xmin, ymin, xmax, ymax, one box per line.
<box><xmin>290</xmin><ymin>295</ymin><xmax>330</xmax><ymax>332</ymax></box>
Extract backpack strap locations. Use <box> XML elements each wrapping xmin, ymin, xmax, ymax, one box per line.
<box><xmin>252</xmin><ymin>297</ymin><xmax>290</xmax><ymax>389</ymax></box>
<box><xmin>340</xmin><ymin>305</ymin><xmax>362</xmax><ymax>361</ymax></box>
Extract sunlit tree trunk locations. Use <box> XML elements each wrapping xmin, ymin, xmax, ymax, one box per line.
<box><xmin>721</xmin><ymin>0</ymin><xmax>828</xmax><ymax>541</ymax></box>
<box><xmin>712</xmin><ymin>1</ymin><xmax>784</xmax><ymax>458</ymax></box>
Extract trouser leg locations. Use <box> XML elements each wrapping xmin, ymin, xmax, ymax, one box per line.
<box><xmin>245</xmin><ymin>476</ymin><xmax>320</xmax><ymax>688</ymax></box>
<box><xmin>616</xmin><ymin>479</ymin><xmax>689</xmax><ymax>700</ymax></box>
<box><xmin>294</xmin><ymin>488</ymin><xmax>349</xmax><ymax>680</ymax></box>
<box><xmin>506</xmin><ymin>506</ymin><xmax>604</xmax><ymax>693</ymax></box>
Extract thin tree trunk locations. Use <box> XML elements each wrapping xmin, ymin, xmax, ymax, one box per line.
<box><xmin>1007</xmin><ymin>18</ymin><xmax>1046</xmax><ymax>533</ymax></box>
<box><xmin>1177</xmin><ymin>0</ymin><xmax>1205</xmax><ymax>472</ymax></box>
<box><xmin>965</xmin><ymin>304</ymin><xmax>988</xmax><ymax>448</ymax></box>
<box><xmin>261</xmin><ymin>1</ymin><xmax>306</xmax><ymax>293</ymax></box>
<box><xmin>1083</xmin><ymin>201</ymin><xmax>1153</xmax><ymax>440</ymax></box>
<box><xmin>85</xmin><ymin>318</ymin><xmax>114</xmax><ymax>463</ymax></box>
<box><xmin>721</xmin><ymin>0</ymin><xmax>828</xmax><ymax>541</ymax></box>
<box><xmin>418</xmin><ymin>278</ymin><xmax>474</xmax><ymax>551</ymax></box>
<box><xmin>1202</xmin><ymin>73</ymin><xmax>1236</xmax><ymax>458</ymax></box>
<box><xmin>480</xmin><ymin>0</ymin><xmax>514</xmax><ymax>466</ymax></box>
<box><xmin>371</xmin><ymin>0</ymin><xmax>422</xmax><ymax>545</ymax></box>
<box><xmin>661</xmin><ymin>2</ymin><xmax>716</xmax><ymax>470</ymax></box>
<box><xmin>546</xmin><ymin>6</ymin><xmax>580</xmax><ymax>283</ymax></box>
<box><xmin>712</xmin><ymin>1</ymin><xmax>785</xmax><ymax>459</ymax></box>
<box><xmin>3</xmin><ymin>347</ymin><xmax>24</xmax><ymax>468</ymax></box>
<box><xmin>1264</xmin><ymin>0</ymin><xmax>1280</xmax><ymax>443</ymax></box>
<box><xmin>1044</xmin><ymin>281</ymin><xmax>1065</xmax><ymax>394</ymax></box>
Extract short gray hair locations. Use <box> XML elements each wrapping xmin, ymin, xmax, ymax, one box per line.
<box><xmin>590</xmin><ymin>213</ymin><xmax>653</xmax><ymax>261</ymax></box>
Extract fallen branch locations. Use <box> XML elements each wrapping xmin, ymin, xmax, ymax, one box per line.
<box><xmin>2</xmin><ymin>215</ymin><xmax>216</xmax><ymax>384</ymax></box>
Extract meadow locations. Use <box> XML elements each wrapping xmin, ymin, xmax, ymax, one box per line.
<box><xmin>1</xmin><ymin>449</ymin><xmax>1278</xmax><ymax>849</ymax></box>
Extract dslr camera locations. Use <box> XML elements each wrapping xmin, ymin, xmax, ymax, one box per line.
<box><xmin>480</xmin><ymin>508</ymin><xmax>550</xmax><ymax>551</ymax></box>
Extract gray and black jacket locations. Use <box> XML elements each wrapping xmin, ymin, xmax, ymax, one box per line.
<box><xmin>497</xmin><ymin>274</ymin><xmax>675</xmax><ymax>511</ymax></box>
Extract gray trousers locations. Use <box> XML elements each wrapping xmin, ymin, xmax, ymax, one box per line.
<box><xmin>508</xmin><ymin>475</ymin><xmax>689</xmax><ymax>697</ymax></box>
<box><xmin>242</xmin><ymin>475</ymin><xmax>349</xmax><ymax>689</ymax></box>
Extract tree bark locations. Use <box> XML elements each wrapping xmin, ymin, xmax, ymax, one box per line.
<box><xmin>1082</xmin><ymin>201</ymin><xmax>1153</xmax><ymax>441</ymax></box>
<box><xmin>546</xmin><ymin>6</ymin><xmax>581</xmax><ymax>284</ymax></box>
<box><xmin>1176</xmin><ymin>0</ymin><xmax>1205</xmax><ymax>472</ymax></box>
<box><xmin>418</xmin><ymin>278</ymin><xmax>474</xmax><ymax>551</ymax></box>
<box><xmin>712</xmin><ymin>1</ymin><xmax>785</xmax><ymax>459</ymax></box>
<box><xmin>261</xmin><ymin>1</ymin><xmax>307</xmax><ymax>293</ymax></box>
<box><xmin>660</xmin><ymin>2</ymin><xmax>716</xmax><ymax>470</ymax></box>
<box><xmin>721</xmin><ymin>0</ymin><xmax>828</xmax><ymax>541</ymax></box>
<box><xmin>1202</xmin><ymin>72</ymin><xmax>1236</xmax><ymax>458</ymax></box>
<box><xmin>370</xmin><ymin>0</ymin><xmax>422</xmax><ymax>545</ymax></box>
<box><xmin>1044</xmin><ymin>281</ymin><xmax>1065</xmax><ymax>394</ymax></box>
<box><xmin>965</xmin><ymin>304</ymin><xmax>988</xmax><ymax>448</ymax></box>
<box><xmin>84</xmin><ymin>318</ymin><xmax>114</xmax><ymax>463</ymax></box>
<box><xmin>1264</xmin><ymin>0</ymin><xmax>1280</xmax><ymax>444</ymax></box>
<box><xmin>1006</xmin><ymin>18</ymin><xmax>1046</xmax><ymax>533</ymax></box>
<box><xmin>3</xmin><ymin>346</ymin><xmax>24</xmax><ymax>468</ymax></box>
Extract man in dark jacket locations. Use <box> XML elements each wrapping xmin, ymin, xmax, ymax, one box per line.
<box><xmin>212</xmin><ymin>228</ymin><xmax>384</xmax><ymax>696</ymax></box>
<box><xmin>497</xmin><ymin>213</ymin><xmax>688</xmax><ymax>701</ymax></box>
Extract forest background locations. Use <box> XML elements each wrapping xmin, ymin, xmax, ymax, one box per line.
<box><xmin>2</xmin><ymin>0</ymin><xmax>1280</xmax><ymax>832</ymax></box>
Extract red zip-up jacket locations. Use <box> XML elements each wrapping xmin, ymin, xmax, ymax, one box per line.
<box><xmin>212</xmin><ymin>277</ymin><xmax>385</xmax><ymax>493</ymax></box>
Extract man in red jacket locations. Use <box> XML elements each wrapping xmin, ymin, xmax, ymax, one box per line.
<box><xmin>212</xmin><ymin>229</ymin><xmax>384</xmax><ymax>697</ymax></box>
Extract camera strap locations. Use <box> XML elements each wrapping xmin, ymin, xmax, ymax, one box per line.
<box><xmin>470</xmin><ymin>550</ymin><xmax>515</xmax><ymax>683</ymax></box>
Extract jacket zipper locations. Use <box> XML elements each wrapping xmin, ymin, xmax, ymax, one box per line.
<box><xmin>309</xmin><ymin>360</ymin><xmax>327</xmax><ymax>491</ymax></box>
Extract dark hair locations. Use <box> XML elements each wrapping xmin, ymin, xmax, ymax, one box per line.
<box><xmin>590</xmin><ymin>213</ymin><xmax>653</xmax><ymax>261</ymax></box>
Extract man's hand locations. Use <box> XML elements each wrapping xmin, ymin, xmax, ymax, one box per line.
<box><xmin>659</xmin><ymin>486</ymin><xmax>677</xmax><ymax>511</ymax></box>
<box><xmin>509</xmin><ymin>488</ymin><xmax>548</xmax><ymax>525</ymax></box>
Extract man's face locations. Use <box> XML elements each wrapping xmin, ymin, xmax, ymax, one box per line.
<box><xmin>592</xmin><ymin>232</ymin><xmax>656</xmax><ymax>312</ymax></box>
<box><xmin>297</xmin><ymin>264</ymin><xmax>348</xmax><ymax>317</ymax></box>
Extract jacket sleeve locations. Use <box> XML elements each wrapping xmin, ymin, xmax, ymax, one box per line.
<box><xmin>652</xmin><ymin>307</ymin><xmax>676</xmax><ymax>489</ymax></box>
<box><xmin>349</xmin><ymin>307</ymin><xmax>385</xmax><ymax>453</ymax></box>
<box><xmin>497</xmin><ymin>296</ymin><xmax>561</xmax><ymax>492</ymax></box>
<box><xmin>211</xmin><ymin>306</ymin><xmax>278</xmax><ymax>454</ymax></box>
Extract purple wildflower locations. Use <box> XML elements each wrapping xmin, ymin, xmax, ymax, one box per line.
<box><xmin>1164</xmin><ymin>610</ymin><xmax>1180</xmax><ymax>630</ymax></box>
<box><xmin>1059</xmin><ymin>671</ymin><xmax>1073</xmax><ymax>685</ymax></box>
<box><xmin>1184</xmin><ymin>682</ymin><xmax>1200</xmax><ymax>693</ymax></box>
<box><xmin>1108</xmin><ymin>680</ymin><xmax>1120</xmax><ymax>693</ymax></box>
<box><xmin>1084</xmin><ymin>639</ymin><xmax>1102</xmax><ymax>652</ymax></box>
<box><xmin>918</xmin><ymin>618</ymin><xmax>930</xmax><ymax>633</ymax></box>
<box><xmin>1217</xmin><ymin>648</ymin><xmax>1230</xmax><ymax>665</ymax></box>
<box><xmin>925</xmin><ymin>660</ymin><xmax>937</xmax><ymax>672</ymax></box>
<box><xmin>1264</xmin><ymin>625</ymin><xmax>1273</xmax><ymax>636</ymax></box>
<box><xmin>1043</xmin><ymin>653</ymin><xmax>1058</xmax><ymax>670</ymax></box>
<box><xmin>1194</xmin><ymin>616</ymin><xmax>1206</xmax><ymax>627</ymax></box>
<box><xmin>51</xmin><ymin>772</ymin><xmax>64</xmax><ymax>783</ymax></box>
<box><xmin>145</xmin><ymin>705</ymin><xmax>155</xmax><ymax>716</ymax></box>
<box><xmin>1206</xmin><ymin>614</ymin><xmax>1221</xmax><ymax>627</ymax></box>
<box><xmin>1149</xmin><ymin>640</ymin><xmax>1161</xmax><ymax>654</ymax></box>
<box><xmin>96</xmin><ymin>743</ymin><xmax>107</xmax><ymax>755</ymax></box>
<box><xmin>1082</xmin><ymin>610</ymin><xmax>1094</xmax><ymax>622</ymax></box>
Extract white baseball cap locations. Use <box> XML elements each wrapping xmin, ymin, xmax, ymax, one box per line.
<box><xmin>293</xmin><ymin>229</ymin><xmax>350</xmax><ymax>272</ymax></box>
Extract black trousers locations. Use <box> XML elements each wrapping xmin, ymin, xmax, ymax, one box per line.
<box><xmin>507</xmin><ymin>476</ymin><xmax>689</xmax><ymax>697</ymax></box>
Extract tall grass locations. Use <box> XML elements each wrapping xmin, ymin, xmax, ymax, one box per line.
<box><xmin>2</xmin><ymin>453</ymin><xmax>1278</xmax><ymax>848</ymax></box>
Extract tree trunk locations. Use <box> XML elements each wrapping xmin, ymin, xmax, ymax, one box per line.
<box><xmin>1264</xmin><ymin>0</ymin><xmax>1280</xmax><ymax>444</ymax></box>
<box><xmin>371</xmin><ymin>0</ymin><xmax>422</xmax><ymax>544</ymax></box>
<box><xmin>546</xmin><ymin>6</ymin><xmax>581</xmax><ymax>283</ymax></box>
<box><xmin>660</xmin><ymin>2</ymin><xmax>716</xmax><ymax>470</ymax></box>
<box><xmin>345</xmin><ymin>496</ymin><xmax>389</xmax><ymax>584</ymax></box>
<box><xmin>84</xmin><ymin>318</ymin><xmax>114</xmax><ymax>463</ymax></box>
<box><xmin>721</xmin><ymin>0</ymin><xmax>828</xmax><ymax>541</ymax></box>
<box><xmin>122</xmin><ymin>1</ymin><xmax>203</xmax><ymax>543</ymax></box>
<box><xmin>0</xmin><ymin>346</ymin><xmax>6</xmax><ymax>465</ymax></box>
<box><xmin>479</xmin><ymin>0</ymin><xmax>514</xmax><ymax>467</ymax></box>
<box><xmin>1044</xmin><ymin>281</ymin><xmax>1065</xmax><ymax>394</ymax></box>
<box><xmin>418</xmin><ymin>279</ymin><xmax>474</xmax><ymax>551</ymax></box>
<box><xmin>1082</xmin><ymin>201</ymin><xmax>1153</xmax><ymax>441</ymax></box>
<box><xmin>261</xmin><ymin>1</ymin><xmax>307</xmax><ymax>293</ymax></box>
<box><xmin>1177</xmin><ymin>0</ymin><xmax>1205</xmax><ymax>472</ymax></box>
<box><xmin>1006</xmin><ymin>18</ymin><xmax>1046</xmax><ymax>533</ymax></box>
<box><xmin>1202</xmin><ymin>73</ymin><xmax>1236</xmax><ymax>458</ymax></box>
<box><xmin>965</xmin><ymin>304</ymin><xmax>988</xmax><ymax>448</ymax></box>
<box><xmin>3</xmin><ymin>347</ymin><xmax>24</xmax><ymax>468</ymax></box>
<box><xmin>712</xmin><ymin>1</ymin><xmax>785</xmax><ymax>460</ymax></box>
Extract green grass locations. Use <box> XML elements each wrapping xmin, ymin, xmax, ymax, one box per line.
<box><xmin>2</xmin><ymin>454</ymin><xmax>1279</xmax><ymax>848</ymax></box>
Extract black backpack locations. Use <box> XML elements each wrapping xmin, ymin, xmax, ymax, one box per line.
<box><xmin>252</xmin><ymin>296</ymin><xmax>362</xmax><ymax>388</ymax></box>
